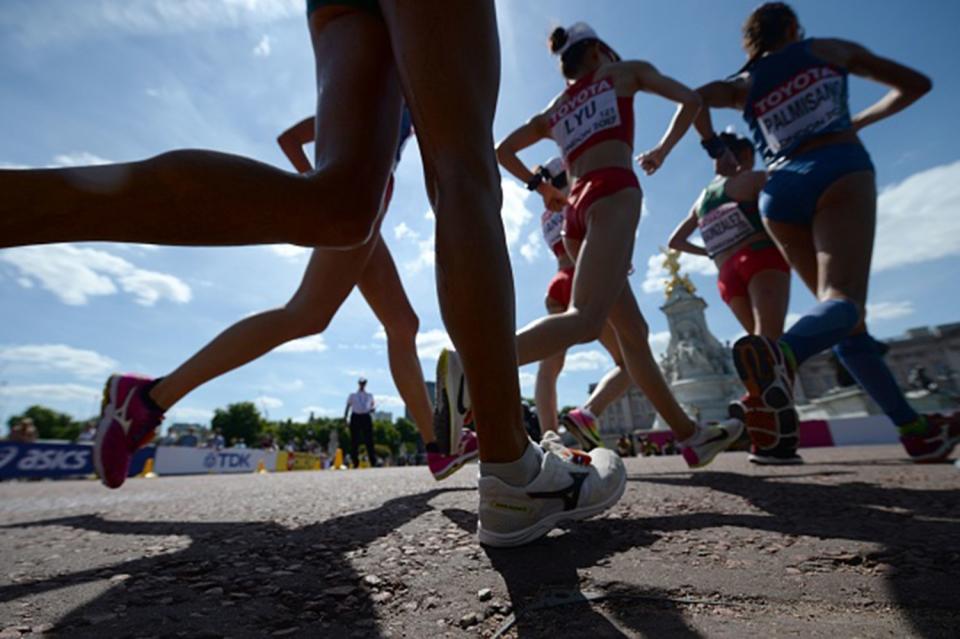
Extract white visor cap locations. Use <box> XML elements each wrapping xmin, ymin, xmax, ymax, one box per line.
<box><xmin>554</xmin><ymin>22</ymin><xmax>598</xmax><ymax>58</ymax></box>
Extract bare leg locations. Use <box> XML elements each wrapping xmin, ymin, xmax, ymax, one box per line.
<box><xmin>357</xmin><ymin>238</ymin><xmax>435</xmax><ymax>444</ymax></box>
<box><xmin>534</xmin><ymin>298</ymin><xmax>567</xmax><ymax>433</ymax></box>
<box><xmin>726</xmin><ymin>296</ymin><xmax>756</xmax><ymax>335</ymax></box>
<box><xmin>582</xmin><ymin>324</ymin><xmax>632</xmax><ymax>417</ymax></box>
<box><xmin>515</xmin><ymin>189</ymin><xmax>641</xmax><ymax>366</ymax></box>
<box><xmin>0</xmin><ymin>12</ymin><xmax>400</xmax><ymax>249</ymax></box>
<box><xmin>747</xmin><ymin>270</ymin><xmax>790</xmax><ymax>339</ymax></box>
<box><xmin>150</xmin><ymin>238</ymin><xmax>380</xmax><ymax>409</ymax></box>
<box><xmin>606</xmin><ymin>284</ymin><xmax>696</xmax><ymax>439</ymax></box>
<box><xmin>380</xmin><ymin>0</ymin><xmax>525</xmax><ymax>462</ymax></box>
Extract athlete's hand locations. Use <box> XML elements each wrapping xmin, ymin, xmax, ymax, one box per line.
<box><xmin>714</xmin><ymin>148</ymin><xmax>740</xmax><ymax>177</ymax></box>
<box><xmin>537</xmin><ymin>182</ymin><xmax>567</xmax><ymax>212</ymax></box>
<box><xmin>636</xmin><ymin>146</ymin><xmax>668</xmax><ymax>175</ymax></box>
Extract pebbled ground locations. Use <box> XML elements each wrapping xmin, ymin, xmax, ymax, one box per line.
<box><xmin>0</xmin><ymin>445</ymin><xmax>958</xmax><ymax>638</ymax></box>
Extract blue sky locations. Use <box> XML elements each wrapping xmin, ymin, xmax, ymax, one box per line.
<box><xmin>2</xmin><ymin>0</ymin><xmax>959</xmax><ymax>431</ymax></box>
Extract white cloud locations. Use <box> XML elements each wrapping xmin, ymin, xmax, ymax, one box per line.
<box><xmin>263</xmin><ymin>378</ymin><xmax>304</xmax><ymax>393</ymax></box>
<box><xmin>564</xmin><ymin>350</ymin><xmax>610</xmax><ymax>372</ymax></box>
<box><xmin>301</xmin><ymin>405</ymin><xmax>340</xmax><ymax>418</ymax></box>
<box><xmin>649</xmin><ymin>331</ymin><xmax>671</xmax><ymax>359</ymax></box>
<box><xmin>0</xmin><ymin>344</ymin><xmax>117</xmax><ymax>380</ymax></box>
<box><xmin>167</xmin><ymin>406</ymin><xmax>213</xmax><ymax>424</ymax></box>
<box><xmin>404</xmin><ymin>234</ymin><xmax>436</xmax><ymax>275</ymax></box>
<box><xmin>519</xmin><ymin>231</ymin><xmax>542</xmax><ymax>263</ymax></box>
<box><xmin>255</xmin><ymin>395</ymin><xmax>283</xmax><ymax>409</ymax></box>
<box><xmin>252</xmin><ymin>34</ymin><xmax>271</xmax><ymax>57</ymax></box>
<box><xmin>874</xmin><ymin>160</ymin><xmax>960</xmax><ymax>272</ymax></box>
<box><xmin>376</xmin><ymin>395</ymin><xmax>405</xmax><ymax>409</ymax></box>
<box><xmin>50</xmin><ymin>152</ymin><xmax>111</xmax><ymax>167</ymax></box>
<box><xmin>4</xmin><ymin>1</ymin><xmax>304</xmax><ymax>47</ymax></box>
<box><xmin>501</xmin><ymin>179</ymin><xmax>534</xmax><ymax>247</ymax></box>
<box><xmin>0</xmin><ymin>383</ymin><xmax>100</xmax><ymax>403</ymax></box>
<box><xmin>373</xmin><ymin>327</ymin><xmax>387</xmax><ymax>341</ymax></box>
<box><xmin>519</xmin><ymin>371</ymin><xmax>536</xmax><ymax>394</ymax></box>
<box><xmin>268</xmin><ymin>244</ymin><xmax>309</xmax><ymax>259</ymax></box>
<box><xmin>0</xmin><ymin>244</ymin><xmax>191</xmax><ymax>306</ymax></box>
<box><xmin>275</xmin><ymin>335</ymin><xmax>327</xmax><ymax>353</ymax></box>
<box><xmin>867</xmin><ymin>301</ymin><xmax>915</xmax><ymax>321</ymax></box>
<box><xmin>641</xmin><ymin>252</ymin><xmax>717</xmax><ymax>294</ymax></box>
<box><xmin>393</xmin><ymin>222</ymin><xmax>419</xmax><ymax>241</ymax></box>
<box><xmin>416</xmin><ymin>329</ymin><xmax>453</xmax><ymax>360</ymax></box>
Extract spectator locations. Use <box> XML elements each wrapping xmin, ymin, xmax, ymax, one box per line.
<box><xmin>9</xmin><ymin>418</ymin><xmax>38</xmax><ymax>443</ymax></box>
<box><xmin>231</xmin><ymin>437</ymin><xmax>247</xmax><ymax>449</ymax></box>
<box><xmin>76</xmin><ymin>420</ymin><xmax>97</xmax><ymax>443</ymax></box>
<box><xmin>616</xmin><ymin>435</ymin><xmax>632</xmax><ymax>458</ymax></box>
<box><xmin>207</xmin><ymin>428</ymin><xmax>225</xmax><ymax>450</ymax></box>
<box><xmin>177</xmin><ymin>427</ymin><xmax>199</xmax><ymax>447</ymax></box>
<box><xmin>344</xmin><ymin>378</ymin><xmax>377</xmax><ymax>469</ymax></box>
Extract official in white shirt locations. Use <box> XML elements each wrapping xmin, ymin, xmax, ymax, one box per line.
<box><xmin>344</xmin><ymin>378</ymin><xmax>377</xmax><ymax>468</ymax></box>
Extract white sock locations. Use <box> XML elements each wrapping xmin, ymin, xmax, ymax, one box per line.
<box><xmin>479</xmin><ymin>440</ymin><xmax>543</xmax><ymax>487</ymax></box>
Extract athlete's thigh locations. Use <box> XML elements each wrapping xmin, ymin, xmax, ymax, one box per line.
<box><xmin>309</xmin><ymin>9</ymin><xmax>403</xmax><ymax>187</ymax></box>
<box><xmin>811</xmin><ymin>171</ymin><xmax>876</xmax><ymax>305</ymax></box>
<box><xmin>377</xmin><ymin>1</ymin><xmax>499</xmax><ymax>185</ymax></box>
<box><xmin>570</xmin><ymin>190</ymin><xmax>642</xmax><ymax>315</ymax></box>
<box><xmin>357</xmin><ymin>235</ymin><xmax>417</xmax><ymax>326</ymax></box>
<box><xmin>766</xmin><ymin>219</ymin><xmax>817</xmax><ymax>296</ymax></box>
<box><xmin>747</xmin><ymin>269</ymin><xmax>790</xmax><ymax>337</ymax></box>
<box><xmin>726</xmin><ymin>296</ymin><xmax>756</xmax><ymax>334</ymax></box>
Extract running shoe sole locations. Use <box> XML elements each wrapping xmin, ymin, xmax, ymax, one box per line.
<box><xmin>732</xmin><ymin>336</ymin><xmax>800</xmax><ymax>456</ymax></box>
<box><xmin>681</xmin><ymin>419</ymin><xmax>745</xmax><ymax>469</ymax></box>
<box><xmin>435</xmin><ymin>350</ymin><xmax>466</xmax><ymax>455</ymax></box>
<box><xmin>431</xmin><ymin>447</ymin><xmax>479</xmax><ymax>481</ymax></box>
<box><xmin>748</xmin><ymin>452</ymin><xmax>804</xmax><ymax>465</ymax></box>
<box><xmin>477</xmin><ymin>470</ymin><xmax>627</xmax><ymax>548</ymax></box>
<box><xmin>559</xmin><ymin>414</ymin><xmax>601</xmax><ymax>451</ymax></box>
<box><xmin>93</xmin><ymin>374</ymin><xmax>120</xmax><ymax>488</ymax></box>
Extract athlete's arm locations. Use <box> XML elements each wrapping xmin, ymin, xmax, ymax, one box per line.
<box><xmin>496</xmin><ymin>115</ymin><xmax>566</xmax><ymax>211</ymax></box>
<box><xmin>629</xmin><ymin>61</ymin><xmax>702</xmax><ymax>175</ymax></box>
<box><xmin>667</xmin><ymin>208</ymin><xmax>708</xmax><ymax>257</ymax></box>
<box><xmin>694</xmin><ymin>78</ymin><xmax>750</xmax><ymax>175</ymax></box>
<box><xmin>811</xmin><ymin>39</ymin><xmax>932</xmax><ymax>132</ymax></box>
<box><xmin>343</xmin><ymin>398</ymin><xmax>351</xmax><ymax>423</ymax></box>
<box><xmin>277</xmin><ymin>117</ymin><xmax>316</xmax><ymax>174</ymax></box>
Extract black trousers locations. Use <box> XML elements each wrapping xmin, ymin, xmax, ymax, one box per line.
<box><xmin>349</xmin><ymin>413</ymin><xmax>377</xmax><ymax>468</ymax></box>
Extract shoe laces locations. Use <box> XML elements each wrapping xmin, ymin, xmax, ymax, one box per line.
<box><xmin>540</xmin><ymin>431</ymin><xmax>592</xmax><ymax>466</ymax></box>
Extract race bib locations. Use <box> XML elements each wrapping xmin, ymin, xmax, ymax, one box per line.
<box><xmin>549</xmin><ymin>78</ymin><xmax>621</xmax><ymax>157</ymax></box>
<box><xmin>753</xmin><ymin>66</ymin><xmax>846</xmax><ymax>154</ymax></box>
<box><xmin>541</xmin><ymin>209</ymin><xmax>565</xmax><ymax>251</ymax></box>
<box><xmin>700</xmin><ymin>202</ymin><xmax>755</xmax><ymax>257</ymax></box>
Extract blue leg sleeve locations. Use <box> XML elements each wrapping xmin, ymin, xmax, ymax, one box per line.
<box><xmin>833</xmin><ymin>333</ymin><xmax>918</xmax><ymax>426</ymax></box>
<box><xmin>779</xmin><ymin>299</ymin><xmax>860</xmax><ymax>366</ymax></box>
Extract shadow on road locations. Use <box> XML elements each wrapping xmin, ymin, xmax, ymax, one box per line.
<box><xmin>0</xmin><ymin>487</ymin><xmax>471</xmax><ymax>638</ymax></box>
<box><xmin>631</xmin><ymin>471</ymin><xmax>960</xmax><ymax>639</ymax></box>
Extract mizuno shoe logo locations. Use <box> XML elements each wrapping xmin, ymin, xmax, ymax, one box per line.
<box><xmin>527</xmin><ymin>472</ymin><xmax>587</xmax><ymax>511</ymax></box>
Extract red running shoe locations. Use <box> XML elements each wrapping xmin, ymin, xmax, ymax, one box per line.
<box><xmin>93</xmin><ymin>374</ymin><xmax>165</xmax><ymax>489</ymax></box>
<box><xmin>900</xmin><ymin>413</ymin><xmax>960</xmax><ymax>463</ymax></box>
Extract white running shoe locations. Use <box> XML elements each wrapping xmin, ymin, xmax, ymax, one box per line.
<box><xmin>477</xmin><ymin>431</ymin><xmax>627</xmax><ymax>548</ymax></box>
<box><xmin>434</xmin><ymin>349</ymin><xmax>469</xmax><ymax>455</ymax></box>
<box><xmin>680</xmin><ymin>418</ymin><xmax>744</xmax><ymax>469</ymax></box>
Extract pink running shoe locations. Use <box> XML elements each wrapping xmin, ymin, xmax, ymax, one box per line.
<box><xmin>94</xmin><ymin>374</ymin><xmax>165</xmax><ymax>489</ymax></box>
<box><xmin>560</xmin><ymin>408</ymin><xmax>603</xmax><ymax>451</ymax></box>
<box><xmin>900</xmin><ymin>413</ymin><xmax>960</xmax><ymax>463</ymax></box>
<box><xmin>428</xmin><ymin>429</ymin><xmax>478</xmax><ymax>481</ymax></box>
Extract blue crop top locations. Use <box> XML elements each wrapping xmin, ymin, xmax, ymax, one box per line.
<box><xmin>743</xmin><ymin>39</ymin><xmax>852</xmax><ymax>166</ymax></box>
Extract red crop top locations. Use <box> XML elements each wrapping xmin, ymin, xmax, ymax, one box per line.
<box><xmin>548</xmin><ymin>71</ymin><xmax>634</xmax><ymax>164</ymax></box>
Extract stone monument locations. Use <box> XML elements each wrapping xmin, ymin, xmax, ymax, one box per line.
<box><xmin>655</xmin><ymin>249</ymin><xmax>742</xmax><ymax>426</ymax></box>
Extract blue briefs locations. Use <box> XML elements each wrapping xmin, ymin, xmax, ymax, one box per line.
<box><xmin>759</xmin><ymin>144</ymin><xmax>875</xmax><ymax>226</ymax></box>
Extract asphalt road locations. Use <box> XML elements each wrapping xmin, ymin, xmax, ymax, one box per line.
<box><xmin>0</xmin><ymin>445</ymin><xmax>958</xmax><ymax>638</ymax></box>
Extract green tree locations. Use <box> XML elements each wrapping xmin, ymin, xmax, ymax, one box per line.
<box><xmin>394</xmin><ymin>417</ymin><xmax>419</xmax><ymax>446</ymax></box>
<box><xmin>374</xmin><ymin>419</ymin><xmax>401</xmax><ymax>456</ymax></box>
<box><xmin>7</xmin><ymin>405</ymin><xmax>84</xmax><ymax>440</ymax></box>
<box><xmin>211</xmin><ymin>402</ymin><xmax>265</xmax><ymax>447</ymax></box>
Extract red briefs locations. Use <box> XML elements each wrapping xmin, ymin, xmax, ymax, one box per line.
<box><xmin>546</xmin><ymin>266</ymin><xmax>575</xmax><ymax>308</ymax></box>
<box><xmin>717</xmin><ymin>241</ymin><xmax>789</xmax><ymax>304</ymax></box>
<box><xmin>563</xmin><ymin>167</ymin><xmax>640</xmax><ymax>242</ymax></box>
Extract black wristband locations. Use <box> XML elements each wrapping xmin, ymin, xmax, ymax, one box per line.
<box><xmin>526</xmin><ymin>172</ymin><xmax>544</xmax><ymax>191</ymax></box>
<box><xmin>701</xmin><ymin>135</ymin><xmax>728</xmax><ymax>160</ymax></box>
